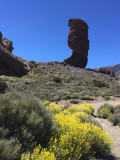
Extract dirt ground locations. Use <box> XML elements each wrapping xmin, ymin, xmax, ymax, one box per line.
<box><xmin>58</xmin><ymin>97</ymin><xmax>120</xmax><ymax>160</ymax></box>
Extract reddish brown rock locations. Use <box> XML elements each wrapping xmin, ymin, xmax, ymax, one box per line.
<box><xmin>97</xmin><ymin>67</ymin><xmax>115</xmax><ymax>77</ymax></box>
<box><xmin>0</xmin><ymin>33</ymin><xmax>28</xmax><ymax>77</ymax></box>
<box><xmin>64</xmin><ymin>19</ymin><xmax>89</xmax><ymax>68</ymax></box>
<box><xmin>2</xmin><ymin>38</ymin><xmax>14</xmax><ymax>52</ymax></box>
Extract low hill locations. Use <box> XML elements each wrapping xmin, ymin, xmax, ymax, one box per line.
<box><xmin>1</xmin><ymin>61</ymin><xmax>120</xmax><ymax>101</ymax></box>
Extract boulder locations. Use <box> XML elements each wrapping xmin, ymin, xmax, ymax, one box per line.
<box><xmin>64</xmin><ymin>19</ymin><xmax>89</xmax><ymax>68</ymax></box>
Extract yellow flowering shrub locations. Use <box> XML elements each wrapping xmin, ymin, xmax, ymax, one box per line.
<box><xmin>21</xmin><ymin>145</ymin><xmax>56</xmax><ymax>160</ymax></box>
<box><xmin>80</xmin><ymin>103</ymin><xmax>94</xmax><ymax>114</ymax></box>
<box><xmin>21</xmin><ymin>103</ymin><xmax>114</xmax><ymax>160</ymax></box>
<box><xmin>46</xmin><ymin>103</ymin><xmax>64</xmax><ymax>114</ymax></box>
<box><xmin>66</xmin><ymin>103</ymin><xmax>94</xmax><ymax>114</ymax></box>
<box><xmin>43</xmin><ymin>100</ymin><xmax>50</xmax><ymax>106</ymax></box>
<box><xmin>51</xmin><ymin>112</ymin><xmax>114</xmax><ymax>159</ymax></box>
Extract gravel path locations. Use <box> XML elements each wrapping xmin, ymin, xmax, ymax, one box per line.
<box><xmin>91</xmin><ymin>101</ymin><xmax>120</xmax><ymax>159</ymax></box>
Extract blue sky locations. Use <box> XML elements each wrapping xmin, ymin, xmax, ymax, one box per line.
<box><xmin>0</xmin><ymin>0</ymin><xmax>120</xmax><ymax>68</ymax></box>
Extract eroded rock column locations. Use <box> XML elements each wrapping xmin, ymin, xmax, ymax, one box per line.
<box><xmin>64</xmin><ymin>19</ymin><xmax>89</xmax><ymax>68</ymax></box>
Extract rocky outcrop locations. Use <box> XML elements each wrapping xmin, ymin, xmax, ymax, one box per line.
<box><xmin>64</xmin><ymin>19</ymin><xmax>89</xmax><ymax>68</ymax></box>
<box><xmin>97</xmin><ymin>67</ymin><xmax>115</xmax><ymax>77</ymax></box>
<box><xmin>2</xmin><ymin>38</ymin><xmax>14</xmax><ymax>52</ymax></box>
<box><xmin>0</xmin><ymin>32</ymin><xmax>28</xmax><ymax>77</ymax></box>
<box><xmin>107</xmin><ymin>64</ymin><xmax>120</xmax><ymax>79</ymax></box>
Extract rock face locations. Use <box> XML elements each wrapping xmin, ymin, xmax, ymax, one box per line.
<box><xmin>64</xmin><ymin>19</ymin><xmax>89</xmax><ymax>68</ymax></box>
<box><xmin>0</xmin><ymin>32</ymin><xmax>28</xmax><ymax>77</ymax></box>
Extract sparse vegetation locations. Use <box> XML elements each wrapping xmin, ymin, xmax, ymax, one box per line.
<box><xmin>2</xmin><ymin>63</ymin><xmax>120</xmax><ymax>101</ymax></box>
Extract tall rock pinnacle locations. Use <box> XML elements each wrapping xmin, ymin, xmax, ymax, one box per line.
<box><xmin>64</xmin><ymin>19</ymin><xmax>89</xmax><ymax>68</ymax></box>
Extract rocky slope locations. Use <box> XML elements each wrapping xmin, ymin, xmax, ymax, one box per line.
<box><xmin>107</xmin><ymin>64</ymin><xmax>120</xmax><ymax>79</ymax></box>
<box><xmin>1</xmin><ymin>62</ymin><xmax>120</xmax><ymax>101</ymax></box>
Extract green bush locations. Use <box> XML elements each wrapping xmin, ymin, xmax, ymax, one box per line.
<box><xmin>79</xmin><ymin>95</ymin><xmax>94</xmax><ymax>100</ymax></box>
<box><xmin>61</xmin><ymin>95</ymin><xmax>71</xmax><ymax>100</ymax></box>
<box><xmin>118</xmin><ymin>122</ymin><xmax>120</xmax><ymax>127</ymax></box>
<box><xmin>114</xmin><ymin>104</ymin><xmax>120</xmax><ymax>114</ymax></box>
<box><xmin>93</xmin><ymin>80</ymin><xmax>109</xmax><ymax>88</ymax></box>
<box><xmin>0</xmin><ymin>78</ymin><xmax>7</xmax><ymax>92</ymax></box>
<box><xmin>69</xmin><ymin>99</ymin><xmax>79</xmax><ymax>104</ymax></box>
<box><xmin>53</xmin><ymin>76</ymin><xmax>62</xmax><ymax>83</ymax></box>
<box><xmin>0</xmin><ymin>92</ymin><xmax>57</xmax><ymax>159</ymax></box>
<box><xmin>28</xmin><ymin>61</ymin><xmax>36</xmax><ymax>68</ymax></box>
<box><xmin>97</xmin><ymin>103</ymin><xmax>114</xmax><ymax>119</ymax></box>
<box><xmin>108</xmin><ymin>113</ymin><xmax>120</xmax><ymax>126</ymax></box>
<box><xmin>0</xmin><ymin>138</ymin><xmax>21</xmax><ymax>160</ymax></box>
<box><xmin>104</xmin><ymin>96</ymin><xmax>110</xmax><ymax>101</ymax></box>
<box><xmin>69</xmin><ymin>94</ymin><xmax>79</xmax><ymax>99</ymax></box>
<box><xmin>54</xmin><ymin>95</ymin><xmax>61</xmax><ymax>102</ymax></box>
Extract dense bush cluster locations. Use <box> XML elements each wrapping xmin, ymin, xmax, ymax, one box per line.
<box><xmin>22</xmin><ymin>103</ymin><xmax>113</xmax><ymax>160</ymax></box>
<box><xmin>0</xmin><ymin>93</ymin><xmax>56</xmax><ymax>160</ymax></box>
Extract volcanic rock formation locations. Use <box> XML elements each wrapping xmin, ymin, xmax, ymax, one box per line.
<box><xmin>0</xmin><ymin>32</ymin><xmax>28</xmax><ymax>77</ymax></box>
<box><xmin>64</xmin><ymin>19</ymin><xmax>89</xmax><ymax>68</ymax></box>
